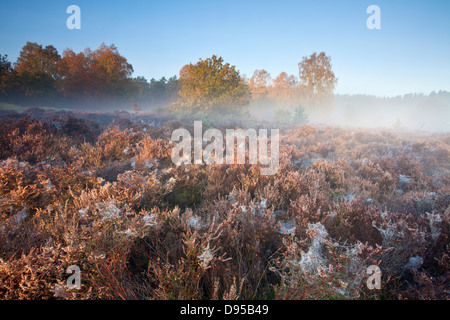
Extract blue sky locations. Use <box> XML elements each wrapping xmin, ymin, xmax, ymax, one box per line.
<box><xmin>1</xmin><ymin>0</ymin><xmax>449</xmax><ymax>96</ymax></box>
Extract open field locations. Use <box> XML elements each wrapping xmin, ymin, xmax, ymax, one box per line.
<box><xmin>0</xmin><ymin>109</ymin><xmax>448</xmax><ymax>299</ymax></box>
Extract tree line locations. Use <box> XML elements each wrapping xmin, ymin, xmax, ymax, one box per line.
<box><xmin>0</xmin><ymin>42</ymin><xmax>178</xmax><ymax>110</ymax></box>
<box><xmin>1</xmin><ymin>42</ymin><xmax>337</xmax><ymax>117</ymax></box>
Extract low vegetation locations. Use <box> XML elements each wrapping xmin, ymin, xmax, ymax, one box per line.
<box><xmin>0</xmin><ymin>110</ymin><xmax>448</xmax><ymax>300</ymax></box>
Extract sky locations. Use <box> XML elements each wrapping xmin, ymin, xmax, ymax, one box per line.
<box><xmin>0</xmin><ymin>0</ymin><xmax>449</xmax><ymax>97</ymax></box>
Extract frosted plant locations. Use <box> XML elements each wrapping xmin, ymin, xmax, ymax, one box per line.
<box><xmin>274</xmin><ymin>223</ymin><xmax>370</xmax><ymax>298</ymax></box>
<box><xmin>164</xmin><ymin>177</ymin><xmax>177</xmax><ymax>193</ymax></box>
<box><xmin>277</xmin><ymin>220</ymin><xmax>296</xmax><ymax>236</ymax></box>
<box><xmin>198</xmin><ymin>244</ymin><xmax>214</xmax><ymax>269</ymax></box>
<box><xmin>228</xmin><ymin>191</ymin><xmax>235</xmax><ymax>202</ymax></box>
<box><xmin>372</xmin><ymin>219</ymin><xmax>404</xmax><ymax>247</ymax></box>
<box><xmin>96</xmin><ymin>200</ymin><xmax>122</xmax><ymax>220</ymax></box>
<box><xmin>142</xmin><ymin>213</ymin><xmax>158</xmax><ymax>227</ymax></box>
<box><xmin>43</xmin><ymin>178</ymin><xmax>55</xmax><ymax>191</ymax></box>
<box><xmin>405</xmin><ymin>256</ymin><xmax>423</xmax><ymax>271</ymax></box>
<box><xmin>260</xmin><ymin>198</ymin><xmax>267</xmax><ymax>209</ymax></box>
<box><xmin>398</xmin><ymin>174</ymin><xmax>411</xmax><ymax>188</ymax></box>
<box><xmin>78</xmin><ymin>207</ymin><xmax>88</xmax><ymax>219</ymax></box>
<box><xmin>118</xmin><ymin>228</ymin><xmax>136</xmax><ymax>237</ymax></box>
<box><xmin>249</xmin><ymin>198</ymin><xmax>267</xmax><ymax>217</ymax></box>
<box><xmin>298</xmin><ymin>223</ymin><xmax>329</xmax><ymax>274</ymax></box>
<box><xmin>53</xmin><ymin>283</ymin><xmax>69</xmax><ymax>299</ymax></box>
<box><xmin>258</xmin><ymin>198</ymin><xmax>267</xmax><ymax>216</ymax></box>
<box><xmin>187</xmin><ymin>216</ymin><xmax>202</xmax><ymax>230</ymax></box>
<box><xmin>14</xmin><ymin>208</ymin><xmax>28</xmax><ymax>223</ymax></box>
<box><xmin>144</xmin><ymin>159</ymin><xmax>153</xmax><ymax>169</ymax></box>
<box><xmin>341</xmin><ymin>193</ymin><xmax>356</xmax><ymax>202</ymax></box>
<box><xmin>426</xmin><ymin>212</ymin><xmax>442</xmax><ymax>241</ymax></box>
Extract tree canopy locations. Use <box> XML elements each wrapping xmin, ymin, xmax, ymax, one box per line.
<box><xmin>177</xmin><ymin>55</ymin><xmax>250</xmax><ymax>114</ymax></box>
<box><xmin>57</xmin><ymin>43</ymin><xmax>134</xmax><ymax>100</ymax></box>
<box><xmin>15</xmin><ymin>42</ymin><xmax>61</xmax><ymax>79</ymax></box>
<box><xmin>1</xmin><ymin>42</ymin><xmax>338</xmax><ymax>117</ymax></box>
<box><xmin>298</xmin><ymin>52</ymin><xmax>337</xmax><ymax>107</ymax></box>
<box><xmin>0</xmin><ymin>42</ymin><xmax>178</xmax><ymax>110</ymax></box>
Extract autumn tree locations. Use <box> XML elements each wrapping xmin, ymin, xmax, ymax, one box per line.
<box><xmin>177</xmin><ymin>55</ymin><xmax>250</xmax><ymax>114</ymax></box>
<box><xmin>15</xmin><ymin>42</ymin><xmax>60</xmax><ymax>78</ymax></box>
<box><xmin>58</xmin><ymin>43</ymin><xmax>134</xmax><ymax>106</ymax></box>
<box><xmin>0</xmin><ymin>43</ymin><xmax>62</xmax><ymax>103</ymax></box>
<box><xmin>298</xmin><ymin>52</ymin><xmax>337</xmax><ymax>110</ymax></box>
<box><xmin>270</xmin><ymin>72</ymin><xmax>298</xmax><ymax>109</ymax></box>
<box><xmin>249</xmin><ymin>69</ymin><xmax>271</xmax><ymax>100</ymax></box>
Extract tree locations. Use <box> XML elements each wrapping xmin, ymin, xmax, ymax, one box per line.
<box><xmin>0</xmin><ymin>54</ymin><xmax>13</xmax><ymax>75</ymax></box>
<box><xmin>15</xmin><ymin>42</ymin><xmax>60</xmax><ymax>79</ymax></box>
<box><xmin>7</xmin><ymin>43</ymin><xmax>61</xmax><ymax>104</ymax></box>
<box><xmin>165</xmin><ymin>76</ymin><xmax>179</xmax><ymax>101</ymax></box>
<box><xmin>177</xmin><ymin>55</ymin><xmax>250</xmax><ymax>114</ymax></box>
<box><xmin>270</xmin><ymin>72</ymin><xmax>298</xmax><ymax>108</ymax></box>
<box><xmin>15</xmin><ymin>71</ymin><xmax>56</xmax><ymax>100</ymax></box>
<box><xmin>130</xmin><ymin>75</ymin><xmax>179</xmax><ymax>109</ymax></box>
<box><xmin>57</xmin><ymin>43</ymin><xmax>134</xmax><ymax>105</ymax></box>
<box><xmin>293</xmin><ymin>105</ymin><xmax>309</xmax><ymax>124</ymax></box>
<box><xmin>0</xmin><ymin>54</ymin><xmax>14</xmax><ymax>99</ymax></box>
<box><xmin>249</xmin><ymin>69</ymin><xmax>271</xmax><ymax>100</ymax></box>
<box><xmin>298</xmin><ymin>52</ymin><xmax>337</xmax><ymax>109</ymax></box>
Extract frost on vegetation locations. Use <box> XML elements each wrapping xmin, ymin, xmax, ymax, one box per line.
<box><xmin>299</xmin><ymin>157</ymin><xmax>321</xmax><ymax>169</ymax></box>
<box><xmin>340</xmin><ymin>193</ymin><xmax>356</xmax><ymax>203</ymax></box>
<box><xmin>372</xmin><ymin>219</ymin><xmax>404</xmax><ymax>247</ymax></box>
<box><xmin>187</xmin><ymin>216</ymin><xmax>202</xmax><ymax>230</ymax></box>
<box><xmin>118</xmin><ymin>228</ymin><xmax>136</xmax><ymax>237</ymax></box>
<box><xmin>164</xmin><ymin>177</ymin><xmax>177</xmax><ymax>193</ymax></box>
<box><xmin>53</xmin><ymin>283</ymin><xmax>69</xmax><ymax>299</ymax></box>
<box><xmin>144</xmin><ymin>159</ymin><xmax>153</xmax><ymax>169</ymax></box>
<box><xmin>142</xmin><ymin>213</ymin><xmax>158</xmax><ymax>227</ymax></box>
<box><xmin>251</xmin><ymin>198</ymin><xmax>267</xmax><ymax>217</ymax></box>
<box><xmin>404</xmin><ymin>256</ymin><xmax>423</xmax><ymax>271</ymax></box>
<box><xmin>270</xmin><ymin>210</ymin><xmax>296</xmax><ymax>235</ymax></box>
<box><xmin>277</xmin><ymin>223</ymin><xmax>364</xmax><ymax>297</ymax></box>
<box><xmin>260</xmin><ymin>198</ymin><xmax>267</xmax><ymax>209</ymax></box>
<box><xmin>96</xmin><ymin>200</ymin><xmax>122</xmax><ymax>220</ymax></box>
<box><xmin>398</xmin><ymin>174</ymin><xmax>411</xmax><ymax>188</ymax></box>
<box><xmin>14</xmin><ymin>208</ymin><xmax>28</xmax><ymax>223</ymax></box>
<box><xmin>277</xmin><ymin>220</ymin><xmax>296</xmax><ymax>236</ymax></box>
<box><xmin>298</xmin><ymin>223</ymin><xmax>329</xmax><ymax>274</ymax></box>
<box><xmin>198</xmin><ymin>244</ymin><xmax>214</xmax><ymax>269</ymax></box>
<box><xmin>43</xmin><ymin>178</ymin><xmax>54</xmax><ymax>191</ymax></box>
<box><xmin>426</xmin><ymin>212</ymin><xmax>442</xmax><ymax>241</ymax></box>
<box><xmin>238</xmin><ymin>198</ymin><xmax>267</xmax><ymax>217</ymax></box>
<box><xmin>78</xmin><ymin>207</ymin><xmax>88</xmax><ymax>219</ymax></box>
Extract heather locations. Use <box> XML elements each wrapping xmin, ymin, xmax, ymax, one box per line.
<box><xmin>0</xmin><ymin>109</ymin><xmax>448</xmax><ymax>300</ymax></box>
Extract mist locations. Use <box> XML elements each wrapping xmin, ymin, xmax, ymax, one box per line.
<box><xmin>248</xmin><ymin>91</ymin><xmax>450</xmax><ymax>133</ymax></box>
